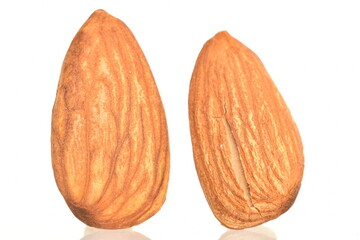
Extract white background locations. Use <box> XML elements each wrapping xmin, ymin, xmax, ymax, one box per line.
<box><xmin>1</xmin><ymin>0</ymin><xmax>360</xmax><ymax>239</ymax></box>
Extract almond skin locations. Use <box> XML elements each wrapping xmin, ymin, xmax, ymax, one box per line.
<box><xmin>51</xmin><ymin>10</ymin><xmax>169</xmax><ymax>229</ymax></box>
<box><xmin>188</xmin><ymin>31</ymin><xmax>304</xmax><ymax>229</ymax></box>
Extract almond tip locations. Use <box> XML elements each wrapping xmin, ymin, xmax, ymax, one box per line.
<box><xmin>93</xmin><ymin>9</ymin><xmax>107</xmax><ymax>14</ymax></box>
<box><xmin>215</xmin><ymin>30</ymin><xmax>231</xmax><ymax>37</ymax></box>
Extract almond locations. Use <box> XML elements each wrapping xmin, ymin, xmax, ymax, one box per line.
<box><xmin>51</xmin><ymin>9</ymin><xmax>169</xmax><ymax>229</ymax></box>
<box><xmin>188</xmin><ymin>31</ymin><xmax>304</xmax><ymax>229</ymax></box>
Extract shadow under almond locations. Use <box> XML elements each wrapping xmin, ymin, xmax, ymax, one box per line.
<box><xmin>81</xmin><ymin>226</ymin><xmax>150</xmax><ymax>240</ymax></box>
<box><xmin>219</xmin><ymin>225</ymin><xmax>276</xmax><ymax>240</ymax></box>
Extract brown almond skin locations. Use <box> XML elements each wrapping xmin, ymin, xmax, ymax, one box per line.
<box><xmin>188</xmin><ymin>31</ymin><xmax>304</xmax><ymax>229</ymax></box>
<box><xmin>51</xmin><ymin>10</ymin><xmax>169</xmax><ymax>229</ymax></box>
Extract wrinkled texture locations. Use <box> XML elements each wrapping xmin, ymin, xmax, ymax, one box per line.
<box><xmin>51</xmin><ymin>9</ymin><xmax>169</xmax><ymax>229</ymax></box>
<box><xmin>188</xmin><ymin>31</ymin><xmax>304</xmax><ymax>229</ymax></box>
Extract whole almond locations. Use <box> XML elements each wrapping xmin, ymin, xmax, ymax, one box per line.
<box><xmin>188</xmin><ymin>31</ymin><xmax>304</xmax><ymax>229</ymax></box>
<box><xmin>51</xmin><ymin>10</ymin><xmax>169</xmax><ymax>229</ymax></box>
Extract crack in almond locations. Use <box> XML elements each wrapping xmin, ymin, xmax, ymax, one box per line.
<box><xmin>222</xmin><ymin>118</ymin><xmax>257</xmax><ymax>209</ymax></box>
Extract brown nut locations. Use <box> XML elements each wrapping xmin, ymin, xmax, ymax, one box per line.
<box><xmin>51</xmin><ymin>9</ymin><xmax>169</xmax><ymax>229</ymax></box>
<box><xmin>188</xmin><ymin>31</ymin><xmax>304</xmax><ymax>229</ymax></box>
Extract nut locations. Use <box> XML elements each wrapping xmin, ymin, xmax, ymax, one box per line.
<box><xmin>51</xmin><ymin>9</ymin><xmax>169</xmax><ymax>229</ymax></box>
<box><xmin>188</xmin><ymin>31</ymin><xmax>304</xmax><ymax>229</ymax></box>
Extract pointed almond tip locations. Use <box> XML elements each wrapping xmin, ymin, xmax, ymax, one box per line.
<box><xmin>214</xmin><ymin>31</ymin><xmax>232</xmax><ymax>39</ymax></box>
<box><xmin>89</xmin><ymin>9</ymin><xmax>115</xmax><ymax>21</ymax></box>
<box><xmin>84</xmin><ymin>9</ymin><xmax>124</xmax><ymax>30</ymax></box>
<box><xmin>202</xmin><ymin>31</ymin><xmax>238</xmax><ymax>54</ymax></box>
<box><xmin>204</xmin><ymin>30</ymin><xmax>249</xmax><ymax>54</ymax></box>
<box><xmin>212</xmin><ymin>30</ymin><xmax>238</xmax><ymax>44</ymax></box>
<box><xmin>93</xmin><ymin>9</ymin><xmax>109</xmax><ymax>15</ymax></box>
